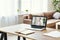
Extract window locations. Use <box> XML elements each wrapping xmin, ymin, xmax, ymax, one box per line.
<box><xmin>20</xmin><ymin>0</ymin><xmax>31</xmax><ymax>14</ymax></box>
<box><xmin>0</xmin><ymin>0</ymin><xmax>18</xmax><ymax>17</ymax></box>
<box><xmin>20</xmin><ymin>0</ymin><xmax>48</xmax><ymax>14</ymax></box>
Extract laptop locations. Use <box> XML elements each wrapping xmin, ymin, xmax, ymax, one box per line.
<box><xmin>27</xmin><ymin>16</ymin><xmax>47</xmax><ymax>30</ymax></box>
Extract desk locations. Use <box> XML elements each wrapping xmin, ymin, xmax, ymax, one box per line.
<box><xmin>0</xmin><ymin>31</ymin><xmax>7</xmax><ymax>40</ymax></box>
<box><xmin>0</xmin><ymin>24</ymin><xmax>34</xmax><ymax>40</ymax></box>
<box><xmin>0</xmin><ymin>24</ymin><xmax>60</xmax><ymax>40</ymax></box>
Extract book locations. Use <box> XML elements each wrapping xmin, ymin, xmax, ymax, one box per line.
<box><xmin>44</xmin><ymin>31</ymin><xmax>60</xmax><ymax>38</ymax></box>
<box><xmin>16</xmin><ymin>29</ymin><xmax>35</xmax><ymax>35</ymax></box>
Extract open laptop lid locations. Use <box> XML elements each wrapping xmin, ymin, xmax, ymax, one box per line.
<box><xmin>31</xmin><ymin>16</ymin><xmax>47</xmax><ymax>29</ymax></box>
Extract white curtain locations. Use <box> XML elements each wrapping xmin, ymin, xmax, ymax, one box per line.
<box><xmin>20</xmin><ymin>0</ymin><xmax>48</xmax><ymax>14</ymax></box>
<box><xmin>20</xmin><ymin>0</ymin><xmax>31</xmax><ymax>14</ymax></box>
<box><xmin>0</xmin><ymin>0</ymin><xmax>18</xmax><ymax>27</ymax></box>
<box><xmin>31</xmin><ymin>0</ymin><xmax>48</xmax><ymax>13</ymax></box>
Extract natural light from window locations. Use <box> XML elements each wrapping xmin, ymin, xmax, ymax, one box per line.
<box><xmin>0</xmin><ymin>0</ymin><xmax>18</xmax><ymax>17</ymax></box>
<box><xmin>20</xmin><ymin>0</ymin><xmax>48</xmax><ymax>14</ymax></box>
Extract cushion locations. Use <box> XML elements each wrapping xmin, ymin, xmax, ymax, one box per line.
<box><xmin>47</xmin><ymin>19</ymin><xmax>60</xmax><ymax>24</ymax></box>
<box><xmin>44</xmin><ymin>11</ymin><xmax>55</xmax><ymax>19</ymax></box>
<box><xmin>32</xmin><ymin>13</ymin><xmax>44</xmax><ymax>16</ymax></box>
<box><xmin>53</xmin><ymin>12</ymin><xmax>60</xmax><ymax>19</ymax></box>
<box><xmin>23</xmin><ymin>14</ymin><xmax>32</xmax><ymax>19</ymax></box>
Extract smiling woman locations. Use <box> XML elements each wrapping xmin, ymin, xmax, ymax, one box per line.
<box><xmin>0</xmin><ymin>0</ymin><xmax>19</xmax><ymax>27</ymax></box>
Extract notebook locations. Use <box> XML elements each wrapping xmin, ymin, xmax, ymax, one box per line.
<box><xmin>16</xmin><ymin>29</ymin><xmax>35</xmax><ymax>35</ymax></box>
<box><xmin>44</xmin><ymin>31</ymin><xmax>60</xmax><ymax>38</ymax></box>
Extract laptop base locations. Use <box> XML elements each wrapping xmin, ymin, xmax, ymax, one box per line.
<box><xmin>26</xmin><ymin>28</ymin><xmax>46</xmax><ymax>31</ymax></box>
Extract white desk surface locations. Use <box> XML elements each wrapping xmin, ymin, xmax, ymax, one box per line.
<box><xmin>0</xmin><ymin>24</ymin><xmax>59</xmax><ymax>40</ymax></box>
<box><xmin>0</xmin><ymin>24</ymin><xmax>34</xmax><ymax>40</ymax></box>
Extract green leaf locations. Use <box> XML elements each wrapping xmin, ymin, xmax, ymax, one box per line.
<box><xmin>53</xmin><ymin>0</ymin><xmax>60</xmax><ymax>12</ymax></box>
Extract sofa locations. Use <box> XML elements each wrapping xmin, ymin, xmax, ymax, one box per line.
<box><xmin>23</xmin><ymin>11</ymin><xmax>60</xmax><ymax>28</ymax></box>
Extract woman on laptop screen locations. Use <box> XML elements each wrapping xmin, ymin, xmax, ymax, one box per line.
<box><xmin>31</xmin><ymin>16</ymin><xmax>47</xmax><ymax>29</ymax></box>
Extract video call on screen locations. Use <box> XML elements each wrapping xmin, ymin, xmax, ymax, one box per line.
<box><xmin>32</xmin><ymin>17</ymin><xmax>46</xmax><ymax>26</ymax></box>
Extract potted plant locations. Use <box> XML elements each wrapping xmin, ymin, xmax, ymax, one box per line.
<box><xmin>53</xmin><ymin>0</ymin><xmax>60</xmax><ymax>12</ymax></box>
<box><xmin>25</xmin><ymin>10</ymin><xmax>28</xmax><ymax>12</ymax></box>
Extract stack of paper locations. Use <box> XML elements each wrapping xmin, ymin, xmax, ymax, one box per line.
<box><xmin>16</xmin><ymin>29</ymin><xmax>35</xmax><ymax>35</ymax></box>
<box><xmin>44</xmin><ymin>31</ymin><xmax>60</xmax><ymax>37</ymax></box>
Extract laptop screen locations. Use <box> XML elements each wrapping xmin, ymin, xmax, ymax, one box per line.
<box><xmin>31</xmin><ymin>16</ymin><xmax>47</xmax><ymax>28</ymax></box>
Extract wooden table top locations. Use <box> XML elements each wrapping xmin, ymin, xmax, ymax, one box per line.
<box><xmin>0</xmin><ymin>24</ymin><xmax>60</xmax><ymax>40</ymax></box>
<box><xmin>26</xmin><ymin>28</ymin><xmax>60</xmax><ymax>40</ymax></box>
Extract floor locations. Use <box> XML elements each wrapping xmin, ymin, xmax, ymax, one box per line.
<box><xmin>0</xmin><ymin>34</ymin><xmax>31</xmax><ymax>40</ymax></box>
<box><xmin>7</xmin><ymin>35</ymin><xmax>18</xmax><ymax>40</ymax></box>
